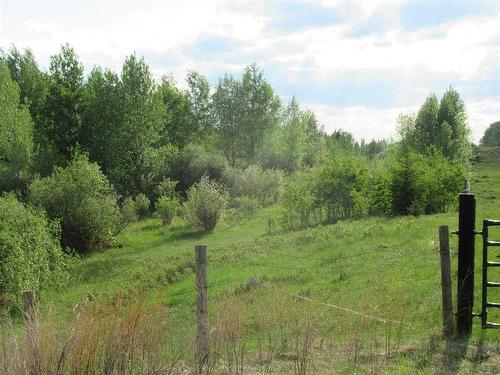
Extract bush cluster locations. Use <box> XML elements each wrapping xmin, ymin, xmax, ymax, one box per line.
<box><xmin>280</xmin><ymin>149</ymin><xmax>465</xmax><ymax>229</ymax></box>
<box><xmin>120</xmin><ymin>197</ymin><xmax>137</xmax><ymax>225</ymax></box>
<box><xmin>156</xmin><ymin>195</ymin><xmax>181</xmax><ymax>225</ymax></box>
<box><xmin>223</xmin><ymin>165</ymin><xmax>283</xmax><ymax>205</ymax></box>
<box><xmin>228</xmin><ymin>196</ymin><xmax>261</xmax><ymax>223</ymax></box>
<box><xmin>134</xmin><ymin>193</ymin><xmax>151</xmax><ymax>218</ymax></box>
<box><xmin>0</xmin><ymin>194</ymin><xmax>66</xmax><ymax>305</ymax></box>
<box><xmin>184</xmin><ymin>176</ymin><xmax>229</xmax><ymax>232</ymax></box>
<box><xmin>29</xmin><ymin>154</ymin><xmax>121</xmax><ymax>252</ymax></box>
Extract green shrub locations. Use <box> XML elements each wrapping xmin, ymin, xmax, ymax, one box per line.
<box><xmin>230</xmin><ymin>196</ymin><xmax>261</xmax><ymax>222</ymax></box>
<box><xmin>121</xmin><ymin>197</ymin><xmax>137</xmax><ymax>225</ymax></box>
<box><xmin>157</xmin><ymin>178</ymin><xmax>179</xmax><ymax>199</ymax></box>
<box><xmin>29</xmin><ymin>154</ymin><xmax>121</xmax><ymax>252</ymax></box>
<box><xmin>0</xmin><ymin>194</ymin><xmax>66</xmax><ymax>306</ymax></box>
<box><xmin>261</xmin><ymin>168</ymin><xmax>284</xmax><ymax>204</ymax></box>
<box><xmin>134</xmin><ymin>193</ymin><xmax>150</xmax><ymax>218</ymax></box>
<box><xmin>315</xmin><ymin>155</ymin><xmax>369</xmax><ymax>222</ymax></box>
<box><xmin>0</xmin><ymin>62</ymin><xmax>34</xmax><ymax>193</ymax></box>
<box><xmin>280</xmin><ymin>169</ymin><xmax>321</xmax><ymax>230</ymax></box>
<box><xmin>223</xmin><ymin>165</ymin><xmax>283</xmax><ymax>205</ymax></box>
<box><xmin>184</xmin><ymin>176</ymin><xmax>229</xmax><ymax>232</ymax></box>
<box><xmin>390</xmin><ymin>147</ymin><xmax>464</xmax><ymax>215</ymax></box>
<box><xmin>156</xmin><ymin>195</ymin><xmax>181</xmax><ymax>225</ymax></box>
<box><xmin>171</xmin><ymin>144</ymin><xmax>227</xmax><ymax>192</ymax></box>
<box><xmin>367</xmin><ymin>165</ymin><xmax>392</xmax><ymax>216</ymax></box>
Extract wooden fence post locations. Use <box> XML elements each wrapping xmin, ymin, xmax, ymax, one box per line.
<box><xmin>195</xmin><ymin>245</ymin><xmax>208</xmax><ymax>372</ymax></box>
<box><xmin>439</xmin><ymin>226</ymin><xmax>453</xmax><ymax>337</ymax></box>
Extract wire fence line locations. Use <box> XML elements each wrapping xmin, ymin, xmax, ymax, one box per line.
<box><xmin>286</xmin><ymin>291</ymin><xmax>404</xmax><ymax>325</ymax></box>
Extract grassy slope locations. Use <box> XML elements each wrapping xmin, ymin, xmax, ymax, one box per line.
<box><xmin>46</xmin><ymin>147</ymin><xmax>500</xmax><ymax>373</ymax></box>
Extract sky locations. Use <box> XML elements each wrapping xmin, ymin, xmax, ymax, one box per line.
<box><xmin>1</xmin><ymin>0</ymin><xmax>499</xmax><ymax>142</ymax></box>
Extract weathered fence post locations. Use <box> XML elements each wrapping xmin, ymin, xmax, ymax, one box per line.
<box><xmin>439</xmin><ymin>226</ymin><xmax>453</xmax><ymax>337</ymax></box>
<box><xmin>195</xmin><ymin>245</ymin><xmax>209</xmax><ymax>372</ymax></box>
<box><xmin>456</xmin><ymin>192</ymin><xmax>476</xmax><ymax>335</ymax></box>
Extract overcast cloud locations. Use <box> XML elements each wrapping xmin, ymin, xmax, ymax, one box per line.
<box><xmin>1</xmin><ymin>0</ymin><xmax>498</xmax><ymax>142</ymax></box>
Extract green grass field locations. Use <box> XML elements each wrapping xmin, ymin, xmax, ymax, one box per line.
<box><xmin>40</xmin><ymin>147</ymin><xmax>500</xmax><ymax>373</ymax></box>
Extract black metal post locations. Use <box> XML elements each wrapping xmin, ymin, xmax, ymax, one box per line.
<box><xmin>456</xmin><ymin>192</ymin><xmax>476</xmax><ymax>335</ymax></box>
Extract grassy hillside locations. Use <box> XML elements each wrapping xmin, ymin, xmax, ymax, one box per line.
<box><xmin>33</xmin><ymin>147</ymin><xmax>500</xmax><ymax>373</ymax></box>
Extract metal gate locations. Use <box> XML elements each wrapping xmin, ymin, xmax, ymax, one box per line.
<box><xmin>481</xmin><ymin>219</ymin><xmax>500</xmax><ymax>329</ymax></box>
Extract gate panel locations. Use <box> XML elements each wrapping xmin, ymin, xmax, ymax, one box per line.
<box><xmin>481</xmin><ymin>219</ymin><xmax>500</xmax><ymax>329</ymax></box>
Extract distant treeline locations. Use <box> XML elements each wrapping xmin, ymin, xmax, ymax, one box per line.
<box><xmin>0</xmin><ymin>44</ymin><xmax>388</xmax><ymax>199</ymax></box>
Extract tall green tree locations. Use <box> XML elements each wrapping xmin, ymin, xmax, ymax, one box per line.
<box><xmin>186</xmin><ymin>71</ymin><xmax>213</xmax><ymax>143</ymax></box>
<box><xmin>413</xmin><ymin>94</ymin><xmax>441</xmax><ymax>151</ymax></box>
<box><xmin>0</xmin><ymin>62</ymin><xmax>34</xmax><ymax>193</ymax></box>
<box><xmin>4</xmin><ymin>47</ymin><xmax>48</xmax><ymax>132</ymax></box>
<box><xmin>80</xmin><ymin>67</ymin><xmax>122</xmax><ymax>175</ymax></box>
<box><xmin>44</xmin><ymin>44</ymin><xmax>85</xmax><ymax>160</ymax></box>
<box><xmin>211</xmin><ymin>65</ymin><xmax>281</xmax><ymax>165</ymax></box>
<box><xmin>156</xmin><ymin>75</ymin><xmax>195</xmax><ymax>148</ymax></box>
<box><xmin>114</xmin><ymin>54</ymin><xmax>165</xmax><ymax>196</ymax></box>
<box><xmin>480</xmin><ymin>121</ymin><xmax>500</xmax><ymax>147</ymax></box>
<box><xmin>212</xmin><ymin>74</ymin><xmax>243</xmax><ymax>166</ymax></box>
<box><xmin>279</xmin><ymin>97</ymin><xmax>307</xmax><ymax>170</ymax></box>
<box><xmin>437</xmin><ymin>87</ymin><xmax>471</xmax><ymax>161</ymax></box>
<box><xmin>398</xmin><ymin>88</ymin><xmax>471</xmax><ymax>162</ymax></box>
<box><xmin>302</xmin><ymin>109</ymin><xmax>326</xmax><ymax>166</ymax></box>
<box><xmin>239</xmin><ymin>64</ymin><xmax>281</xmax><ymax>161</ymax></box>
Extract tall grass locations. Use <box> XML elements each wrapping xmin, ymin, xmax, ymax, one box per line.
<box><xmin>0</xmin><ymin>295</ymin><xmax>183</xmax><ymax>375</ymax></box>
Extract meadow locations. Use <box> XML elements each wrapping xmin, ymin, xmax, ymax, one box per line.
<box><xmin>3</xmin><ymin>147</ymin><xmax>493</xmax><ymax>374</ymax></box>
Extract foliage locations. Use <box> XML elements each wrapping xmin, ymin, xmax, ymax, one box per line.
<box><xmin>315</xmin><ymin>155</ymin><xmax>370</xmax><ymax>222</ymax></box>
<box><xmin>278</xmin><ymin>97</ymin><xmax>308</xmax><ymax>171</ymax></box>
<box><xmin>280</xmin><ymin>169</ymin><xmax>321</xmax><ymax>230</ymax></box>
<box><xmin>367</xmin><ymin>164</ymin><xmax>393</xmax><ymax>216</ymax></box>
<box><xmin>171</xmin><ymin>144</ymin><xmax>227</xmax><ymax>192</ymax></box>
<box><xmin>184</xmin><ymin>176</ymin><xmax>229</xmax><ymax>232</ymax></box>
<box><xmin>29</xmin><ymin>154</ymin><xmax>121</xmax><ymax>252</ymax></box>
<box><xmin>398</xmin><ymin>87</ymin><xmax>471</xmax><ymax>162</ymax></box>
<box><xmin>0</xmin><ymin>62</ymin><xmax>34</xmax><ymax>193</ymax></box>
<box><xmin>120</xmin><ymin>197</ymin><xmax>137</xmax><ymax>225</ymax></box>
<box><xmin>156</xmin><ymin>195</ymin><xmax>181</xmax><ymax>225</ymax></box>
<box><xmin>0</xmin><ymin>193</ymin><xmax>66</xmax><ymax>305</ymax></box>
<box><xmin>44</xmin><ymin>44</ymin><xmax>85</xmax><ymax>160</ymax></box>
<box><xmin>326</xmin><ymin>130</ymin><xmax>358</xmax><ymax>156</ymax></box>
<box><xmin>156</xmin><ymin>75</ymin><xmax>196</xmax><ymax>148</ymax></box>
<box><xmin>4</xmin><ymin>47</ymin><xmax>48</xmax><ymax>144</ymax></box>
<box><xmin>80</xmin><ymin>67</ymin><xmax>122</xmax><ymax>176</ymax></box>
<box><xmin>360</xmin><ymin>139</ymin><xmax>389</xmax><ymax>160</ymax></box>
<box><xmin>186</xmin><ymin>71</ymin><xmax>213</xmax><ymax>142</ymax></box>
<box><xmin>229</xmin><ymin>196</ymin><xmax>261</xmax><ymax>222</ymax></box>
<box><xmin>223</xmin><ymin>165</ymin><xmax>283</xmax><ymax>205</ymax></box>
<box><xmin>259</xmin><ymin>98</ymin><xmax>324</xmax><ymax>171</ymax></box>
<box><xmin>140</xmin><ymin>144</ymin><xmax>178</xmax><ymax>198</ymax></box>
<box><xmin>212</xmin><ymin>65</ymin><xmax>281</xmax><ymax>165</ymax></box>
<box><xmin>156</xmin><ymin>177</ymin><xmax>179</xmax><ymax>199</ymax></box>
<box><xmin>110</xmin><ymin>54</ymin><xmax>165</xmax><ymax>196</ymax></box>
<box><xmin>261</xmin><ymin>168</ymin><xmax>284</xmax><ymax>204</ymax></box>
<box><xmin>480</xmin><ymin>121</ymin><xmax>500</xmax><ymax>147</ymax></box>
<box><xmin>134</xmin><ymin>193</ymin><xmax>151</xmax><ymax>218</ymax></box>
<box><xmin>389</xmin><ymin>147</ymin><xmax>465</xmax><ymax>216</ymax></box>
